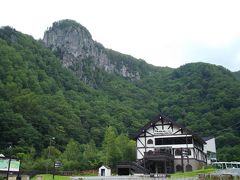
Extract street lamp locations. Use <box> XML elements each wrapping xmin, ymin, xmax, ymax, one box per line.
<box><xmin>185</xmin><ymin>134</ymin><xmax>189</xmax><ymax>164</ymax></box>
<box><xmin>46</xmin><ymin>137</ymin><xmax>55</xmax><ymax>174</ymax></box>
<box><xmin>6</xmin><ymin>142</ymin><xmax>12</xmax><ymax>180</ymax></box>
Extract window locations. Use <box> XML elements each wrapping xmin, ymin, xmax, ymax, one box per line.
<box><xmin>147</xmin><ymin>139</ymin><xmax>153</xmax><ymax>144</ymax></box>
<box><xmin>186</xmin><ymin>149</ymin><xmax>191</xmax><ymax>155</ymax></box>
<box><xmin>174</xmin><ymin>137</ymin><xmax>192</xmax><ymax>144</ymax></box>
<box><xmin>155</xmin><ymin>137</ymin><xmax>192</xmax><ymax>145</ymax></box>
<box><xmin>175</xmin><ymin>149</ymin><xmax>191</xmax><ymax>156</ymax></box>
<box><xmin>175</xmin><ymin>149</ymin><xmax>182</xmax><ymax>156</ymax></box>
<box><xmin>163</xmin><ymin>138</ymin><xmax>174</xmax><ymax>145</ymax></box>
<box><xmin>155</xmin><ymin>138</ymin><xmax>163</xmax><ymax>145</ymax></box>
<box><xmin>148</xmin><ymin>150</ymin><xmax>153</xmax><ymax>154</ymax></box>
<box><xmin>186</xmin><ymin>164</ymin><xmax>192</xmax><ymax>172</ymax></box>
<box><xmin>176</xmin><ymin>165</ymin><xmax>182</xmax><ymax>172</ymax></box>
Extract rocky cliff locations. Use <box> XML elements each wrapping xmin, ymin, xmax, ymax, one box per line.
<box><xmin>43</xmin><ymin>20</ymin><xmax>140</xmax><ymax>84</ymax></box>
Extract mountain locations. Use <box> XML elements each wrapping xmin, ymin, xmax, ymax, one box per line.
<box><xmin>43</xmin><ymin>20</ymin><xmax>155</xmax><ymax>85</ymax></box>
<box><xmin>43</xmin><ymin>20</ymin><xmax>240</xmax><ymax>162</ymax></box>
<box><xmin>0</xmin><ymin>26</ymin><xmax>155</xmax><ymax>151</ymax></box>
<box><xmin>0</xmin><ymin>26</ymin><xmax>92</xmax><ymax>150</ymax></box>
<box><xmin>0</xmin><ymin>20</ymin><xmax>240</xmax><ymax>167</ymax></box>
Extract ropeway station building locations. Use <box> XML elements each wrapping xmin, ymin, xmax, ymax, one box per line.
<box><xmin>117</xmin><ymin>114</ymin><xmax>215</xmax><ymax>175</ymax></box>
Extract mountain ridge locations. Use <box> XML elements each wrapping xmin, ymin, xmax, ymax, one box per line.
<box><xmin>0</xmin><ymin>22</ymin><xmax>240</xmax><ymax>164</ymax></box>
<box><xmin>43</xmin><ymin>19</ymin><xmax>152</xmax><ymax>85</ymax></box>
<box><xmin>43</xmin><ymin>20</ymin><xmax>238</xmax><ymax>85</ymax></box>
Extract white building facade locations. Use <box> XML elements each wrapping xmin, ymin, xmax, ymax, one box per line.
<box><xmin>203</xmin><ymin>137</ymin><xmax>217</xmax><ymax>164</ymax></box>
<box><xmin>134</xmin><ymin>114</ymin><xmax>207</xmax><ymax>173</ymax></box>
<box><xmin>98</xmin><ymin>165</ymin><xmax>111</xmax><ymax>176</ymax></box>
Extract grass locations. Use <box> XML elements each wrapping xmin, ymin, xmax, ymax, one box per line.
<box><xmin>31</xmin><ymin>170</ymin><xmax>98</xmax><ymax>180</ymax></box>
<box><xmin>170</xmin><ymin>168</ymin><xmax>216</xmax><ymax>178</ymax></box>
<box><xmin>31</xmin><ymin>174</ymin><xmax>71</xmax><ymax>180</ymax></box>
<box><xmin>31</xmin><ymin>168</ymin><xmax>215</xmax><ymax>179</ymax></box>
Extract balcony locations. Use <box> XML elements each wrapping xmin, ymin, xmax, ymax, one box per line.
<box><xmin>144</xmin><ymin>148</ymin><xmax>174</xmax><ymax>160</ymax></box>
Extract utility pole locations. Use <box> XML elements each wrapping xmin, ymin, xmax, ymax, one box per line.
<box><xmin>186</xmin><ymin>134</ymin><xmax>189</xmax><ymax>164</ymax></box>
<box><xmin>46</xmin><ymin>137</ymin><xmax>55</xmax><ymax>174</ymax></box>
<box><xmin>181</xmin><ymin>148</ymin><xmax>184</xmax><ymax>173</ymax></box>
<box><xmin>6</xmin><ymin>143</ymin><xmax>12</xmax><ymax>180</ymax></box>
<box><xmin>53</xmin><ymin>161</ymin><xmax>55</xmax><ymax>180</ymax></box>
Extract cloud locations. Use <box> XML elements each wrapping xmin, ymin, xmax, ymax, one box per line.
<box><xmin>1</xmin><ymin>0</ymin><xmax>240</xmax><ymax>71</ymax></box>
<box><xmin>183</xmin><ymin>39</ymin><xmax>240</xmax><ymax>71</ymax></box>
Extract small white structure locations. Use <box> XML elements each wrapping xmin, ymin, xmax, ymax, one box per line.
<box><xmin>98</xmin><ymin>165</ymin><xmax>111</xmax><ymax>176</ymax></box>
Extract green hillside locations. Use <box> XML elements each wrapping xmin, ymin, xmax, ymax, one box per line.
<box><xmin>233</xmin><ymin>71</ymin><xmax>240</xmax><ymax>81</ymax></box>
<box><xmin>0</xmin><ymin>27</ymin><xmax>149</xmax><ymax>170</ymax></box>
<box><xmin>0</xmin><ymin>26</ymin><xmax>240</xmax><ymax>171</ymax></box>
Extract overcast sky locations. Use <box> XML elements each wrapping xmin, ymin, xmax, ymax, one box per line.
<box><xmin>1</xmin><ymin>0</ymin><xmax>240</xmax><ymax>71</ymax></box>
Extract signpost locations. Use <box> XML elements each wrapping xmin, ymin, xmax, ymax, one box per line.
<box><xmin>53</xmin><ymin>160</ymin><xmax>62</xmax><ymax>179</ymax></box>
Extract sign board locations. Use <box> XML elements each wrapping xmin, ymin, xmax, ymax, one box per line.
<box><xmin>0</xmin><ymin>159</ymin><xmax>20</xmax><ymax>172</ymax></box>
<box><xmin>54</xmin><ymin>161</ymin><xmax>62</xmax><ymax>168</ymax></box>
<box><xmin>154</xmin><ymin>129</ymin><xmax>173</xmax><ymax>135</ymax></box>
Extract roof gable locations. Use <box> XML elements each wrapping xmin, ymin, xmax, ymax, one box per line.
<box><xmin>203</xmin><ymin>136</ymin><xmax>215</xmax><ymax>141</ymax></box>
<box><xmin>99</xmin><ymin>165</ymin><xmax>110</xmax><ymax>169</ymax></box>
<box><xmin>134</xmin><ymin>114</ymin><xmax>205</xmax><ymax>144</ymax></box>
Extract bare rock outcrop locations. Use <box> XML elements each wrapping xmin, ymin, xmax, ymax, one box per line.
<box><xmin>43</xmin><ymin>20</ymin><xmax>140</xmax><ymax>83</ymax></box>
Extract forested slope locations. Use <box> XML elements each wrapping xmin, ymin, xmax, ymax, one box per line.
<box><xmin>0</xmin><ymin>24</ymin><xmax>240</xmax><ymax>171</ymax></box>
<box><xmin>0</xmin><ymin>26</ymin><xmax>143</xmax><ymax>149</ymax></box>
<box><xmin>234</xmin><ymin>71</ymin><xmax>240</xmax><ymax>81</ymax></box>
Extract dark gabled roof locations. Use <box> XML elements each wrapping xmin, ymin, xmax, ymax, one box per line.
<box><xmin>133</xmin><ymin>114</ymin><xmax>206</xmax><ymax>144</ymax></box>
<box><xmin>202</xmin><ymin>136</ymin><xmax>215</xmax><ymax>141</ymax></box>
<box><xmin>100</xmin><ymin>165</ymin><xmax>111</xmax><ymax>169</ymax></box>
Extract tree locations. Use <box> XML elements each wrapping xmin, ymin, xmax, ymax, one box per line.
<box><xmin>115</xmin><ymin>134</ymin><xmax>135</xmax><ymax>161</ymax></box>
<box><xmin>83</xmin><ymin>140</ymin><xmax>99</xmax><ymax>169</ymax></box>
<box><xmin>60</xmin><ymin>139</ymin><xmax>85</xmax><ymax>170</ymax></box>
<box><xmin>101</xmin><ymin>126</ymin><xmax>120</xmax><ymax>167</ymax></box>
<box><xmin>16</xmin><ymin>147</ymin><xmax>36</xmax><ymax>170</ymax></box>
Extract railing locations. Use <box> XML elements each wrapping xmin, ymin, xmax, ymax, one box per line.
<box><xmin>144</xmin><ymin>150</ymin><xmax>174</xmax><ymax>160</ymax></box>
<box><xmin>117</xmin><ymin>161</ymin><xmax>149</xmax><ymax>174</ymax></box>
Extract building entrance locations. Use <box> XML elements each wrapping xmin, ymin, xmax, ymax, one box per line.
<box><xmin>156</xmin><ymin>161</ymin><xmax>165</xmax><ymax>173</ymax></box>
<box><xmin>148</xmin><ymin>161</ymin><xmax>165</xmax><ymax>173</ymax></box>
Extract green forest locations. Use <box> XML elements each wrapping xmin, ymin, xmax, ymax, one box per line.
<box><xmin>0</xmin><ymin>26</ymin><xmax>240</xmax><ymax>171</ymax></box>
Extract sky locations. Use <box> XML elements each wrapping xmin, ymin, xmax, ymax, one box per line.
<box><xmin>1</xmin><ymin>0</ymin><xmax>240</xmax><ymax>71</ymax></box>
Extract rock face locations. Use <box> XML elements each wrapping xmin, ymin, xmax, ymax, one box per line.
<box><xmin>43</xmin><ymin>20</ymin><xmax>140</xmax><ymax>83</ymax></box>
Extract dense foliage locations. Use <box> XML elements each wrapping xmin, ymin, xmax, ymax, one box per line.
<box><xmin>233</xmin><ymin>71</ymin><xmax>240</xmax><ymax>81</ymax></box>
<box><xmin>0</xmin><ymin>26</ymin><xmax>239</xmax><ymax>172</ymax></box>
<box><xmin>17</xmin><ymin>126</ymin><xmax>135</xmax><ymax>171</ymax></box>
<box><xmin>0</xmin><ymin>27</ymin><xmax>143</xmax><ymax>170</ymax></box>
